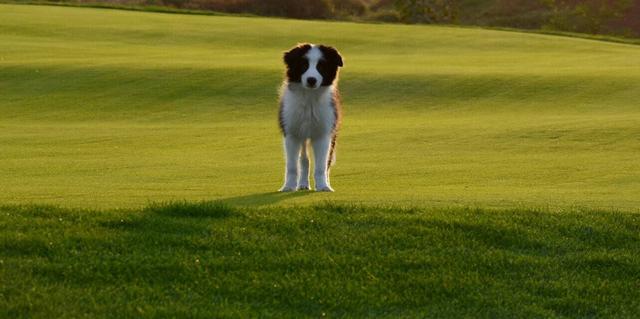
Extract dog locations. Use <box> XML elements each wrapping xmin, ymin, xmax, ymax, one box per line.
<box><xmin>278</xmin><ymin>43</ymin><xmax>344</xmax><ymax>192</ymax></box>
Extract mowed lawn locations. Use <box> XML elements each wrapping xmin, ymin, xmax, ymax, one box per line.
<box><xmin>2</xmin><ymin>202</ymin><xmax>640</xmax><ymax>318</ymax></box>
<box><xmin>1</xmin><ymin>4</ymin><xmax>639</xmax><ymax>209</ymax></box>
<box><xmin>1</xmin><ymin>4</ymin><xmax>640</xmax><ymax>318</ymax></box>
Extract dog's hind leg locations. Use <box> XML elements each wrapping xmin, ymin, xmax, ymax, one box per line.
<box><xmin>298</xmin><ymin>139</ymin><xmax>311</xmax><ymax>190</ymax></box>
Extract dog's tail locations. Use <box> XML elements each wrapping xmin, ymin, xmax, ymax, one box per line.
<box><xmin>327</xmin><ymin>134</ymin><xmax>337</xmax><ymax>169</ymax></box>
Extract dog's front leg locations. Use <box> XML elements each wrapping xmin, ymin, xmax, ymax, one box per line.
<box><xmin>280</xmin><ymin>136</ymin><xmax>302</xmax><ymax>192</ymax></box>
<box><xmin>312</xmin><ymin>135</ymin><xmax>334</xmax><ymax>192</ymax></box>
<box><xmin>298</xmin><ymin>141</ymin><xmax>310</xmax><ymax>190</ymax></box>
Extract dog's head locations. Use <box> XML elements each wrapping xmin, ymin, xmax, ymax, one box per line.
<box><xmin>284</xmin><ymin>43</ymin><xmax>343</xmax><ymax>89</ymax></box>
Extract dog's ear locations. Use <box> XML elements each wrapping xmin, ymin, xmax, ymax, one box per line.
<box><xmin>320</xmin><ymin>45</ymin><xmax>343</xmax><ymax>67</ymax></box>
<box><xmin>284</xmin><ymin>43</ymin><xmax>310</xmax><ymax>66</ymax></box>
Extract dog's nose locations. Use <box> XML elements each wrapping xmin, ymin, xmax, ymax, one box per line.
<box><xmin>306</xmin><ymin>77</ymin><xmax>317</xmax><ymax>86</ymax></box>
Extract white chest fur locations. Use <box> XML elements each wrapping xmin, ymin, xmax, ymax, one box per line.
<box><xmin>280</xmin><ymin>83</ymin><xmax>336</xmax><ymax>139</ymax></box>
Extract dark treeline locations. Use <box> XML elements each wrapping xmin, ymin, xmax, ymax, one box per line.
<box><xmin>44</xmin><ymin>0</ymin><xmax>640</xmax><ymax>38</ymax></box>
<box><xmin>392</xmin><ymin>0</ymin><xmax>640</xmax><ymax>38</ymax></box>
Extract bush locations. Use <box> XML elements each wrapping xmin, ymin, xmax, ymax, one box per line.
<box><xmin>544</xmin><ymin>0</ymin><xmax>638</xmax><ymax>36</ymax></box>
<box><xmin>394</xmin><ymin>0</ymin><xmax>458</xmax><ymax>23</ymax></box>
<box><xmin>331</xmin><ymin>0</ymin><xmax>367</xmax><ymax>17</ymax></box>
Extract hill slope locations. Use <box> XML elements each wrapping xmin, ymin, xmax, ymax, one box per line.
<box><xmin>1</xmin><ymin>4</ymin><xmax>639</xmax><ymax>209</ymax></box>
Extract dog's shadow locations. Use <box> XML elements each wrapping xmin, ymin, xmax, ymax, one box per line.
<box><xmin>220</xmin><ymin>191</ymin><xmax>312</xmax><ymax>206</ymax></box>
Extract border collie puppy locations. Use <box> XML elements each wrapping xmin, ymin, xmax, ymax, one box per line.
<box><xmin>278</xmin><ymin>43</ymin><xmax>344</xmax><ymax>192</ymax></box>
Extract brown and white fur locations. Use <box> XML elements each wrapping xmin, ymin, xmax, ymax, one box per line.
<box><xmin>278</xmin><ymin>43</ymin><xmax>343</xmax><ymax>192</ymax></box>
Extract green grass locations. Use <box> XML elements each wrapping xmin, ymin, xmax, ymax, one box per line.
<box><xmin>1</xmin><ymin>4</ymin><xmax>640</xmax><ymax>210</ymax></box>
<box><xmin>2</xmin><ymin>202</ymin><xmax>640</xmax><ymax>317</ymax></box>
<box><xmin>2</xmin><ymin>4</ymin><xmax>640</xmax><ymax>317</ymax></box>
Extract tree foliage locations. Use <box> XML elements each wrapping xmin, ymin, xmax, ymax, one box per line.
<box><xmin>543</xmin><ymin>0</ymin><xmax>636</xmax><ymax>35</ymax></box>
<box><xmin>394</xmin><ymin>0</ymin><xmax>457</xmax><ymax>23</ymax></box>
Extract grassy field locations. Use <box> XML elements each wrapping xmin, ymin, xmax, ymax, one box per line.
<box><xmin>3</xmin><ymin>202</ymin><xmax>640</xmax><ymax>317</ymax></box>
<box><xmin>2</xmin><ymin>4</ymin><xmax>639</xmax><ymax>210</ymax></box>
<box><xmin>1</xmin><ymin>4</ymin><xmax>640</xmax><ymax>317</ymax></box>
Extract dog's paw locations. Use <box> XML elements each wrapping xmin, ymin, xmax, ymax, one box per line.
<box><xmin>297</xmin><ymin>185</ymin><xmax>311</xmax><ymax>191</ymax></box>
<box><xmin>279</xmin><ymin>186</ymin><xmax>297</xmax><ymax>192</ymax></box>
<box><xmin>315</xmin><ymin>186</ymin><xmax>334</xmax><ymax>192</ymax></box>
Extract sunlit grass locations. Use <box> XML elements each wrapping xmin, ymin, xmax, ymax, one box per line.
<box><xmin>1</xmin><ymin>4</ymin><xmax>640</xmax><ymax>209</ymax></box>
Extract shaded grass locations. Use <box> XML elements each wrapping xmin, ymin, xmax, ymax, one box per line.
<box><xmin>2</xmin><ymin>202</ymin><xmax>639</xmax><ymax>317</ymax></box>
<box><xmin>144</xmin><ymin>200</ymin><xmax>237</xmax><ymax>218</ymax></box>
